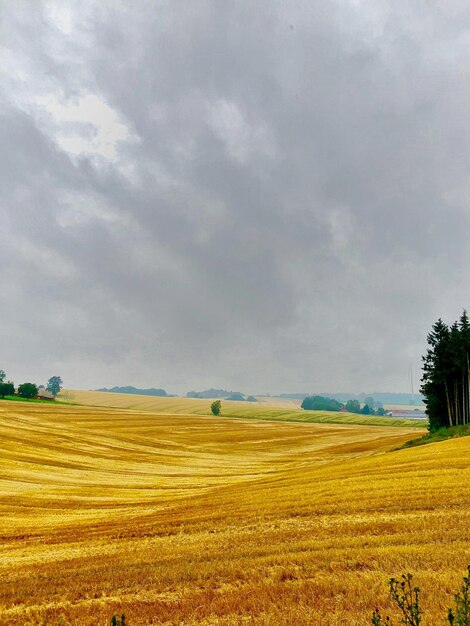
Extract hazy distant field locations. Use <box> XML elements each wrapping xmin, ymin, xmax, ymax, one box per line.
<box><xmin>61</xmin><ymin>389</ymin><xmax>427</xmax><ymax>428</ymax></box>
<box><xmin>1</xmin><ymin>397</ymin><xmax>468</xmax><ymax>624</ymax></box>
<box><xmin>384</xmin><ymin>403</ymin><xmax>425</xmax><ymax>411</ymax></box>
<box><xmin>253</xmin><ymin>396</ymin><xmax>302</xmax><ymax>408</ymax></box>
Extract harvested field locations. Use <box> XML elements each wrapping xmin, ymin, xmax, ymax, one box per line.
<box><xmin>0</xmin><ymin>397</ymin><xmax>466</xmax><ymax>625</ymax></box>
<box><xmin>60</xmin><ymin>389</ymin><xmax>428</xmax><ymax>428</ymax></box>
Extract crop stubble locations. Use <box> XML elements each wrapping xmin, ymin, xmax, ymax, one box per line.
<box><xmin>0</xmin><ymin>397</ymin><xmax>466</xmax><ymax>625</ymax></box>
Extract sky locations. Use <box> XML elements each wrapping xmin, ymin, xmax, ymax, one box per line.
<box><xmin>1</xmin><ymin>0</ymin><xmax>470</xmax><ymax>395</ymax></box>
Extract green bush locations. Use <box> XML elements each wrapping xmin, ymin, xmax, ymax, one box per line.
<box><xmin>0</xmin><ymin>381</ymin><xmax>15</xmax><ymax>398</ymax></box>
<box><xmin>211</xmin><ymin>399</ymin><xmax>221</xmax><ymax>416</ymax></box>
<box><xmin>301</xmin><ymin>395</ymin><xmax>344</xmax><ymax>411</ymax></box>
<box><xmin>17</xmin><ymin>382</ymin><xmax>38</xmax><ymax>399</ymax></box>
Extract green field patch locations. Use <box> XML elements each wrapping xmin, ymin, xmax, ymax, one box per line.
<box><xmin>0</xmin><ymin>395</ymin><xmax>69</xmax><ymax>405</ymax></box>
<box><xmin>402</xmin><ymin>423</ymin><xmax>470</xmax><ymax>448</ymax></box>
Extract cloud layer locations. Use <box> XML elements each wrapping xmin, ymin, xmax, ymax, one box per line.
<box><xmin>2</xmin><ymin>1</ymin><xmax>470</xmax><ymax>393</ymax></box>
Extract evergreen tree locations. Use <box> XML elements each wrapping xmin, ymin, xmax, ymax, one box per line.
<box><xmin>421</xmin><ymin>312</ymin><xmax>470</xmax><ymax>431</ymax></box>
<box><xmin>459</xmin><ymin>311</ymin><xmax>470</xmax><ymax>426</ymax></box>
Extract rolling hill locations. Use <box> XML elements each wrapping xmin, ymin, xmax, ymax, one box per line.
<box><xmin>0</xmin><ymin>396</ymin><xmax>465</xmax><ymax>624</ymax></box>
<box><xmin>60</xmin><ymin>389</ymin><xmax>427</xmax><ymax>428</ymax></box>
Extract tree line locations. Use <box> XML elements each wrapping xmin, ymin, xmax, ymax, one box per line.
<box><xmin>421</xmin><ymin>310</ymin><xmax>470</xmax><ymax>431</ymax></box>
<box><xmin>301</xmin><ymin>394</ymin><xmax>386</xmax><ymax>415</ymax></box>
<box><xmin>0</xmin><ymin>370</ymin><xmax>63</xmax><ymax>400</ymax></box>
<box><xmin>97</xmin><ymin>386</ymin><xmax>168</xmax><ymax>397</ymax></box>
<box><xmin>187</xmin><ymin>389</ymin><xmax>256</xmax><ymax>401</ymax></box>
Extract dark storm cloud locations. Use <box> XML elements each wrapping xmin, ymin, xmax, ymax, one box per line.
<box><xmin>2</xmin><ymin>0</ymin><xmax>470</xmax><ymax>393</ymax></box>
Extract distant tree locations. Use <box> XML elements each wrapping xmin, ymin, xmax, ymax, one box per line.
<box><xmin>301</xmin><ymin>395</ymin><xmax>344</xmax><ymax>411</ymax></box>
<box><xmin>96</xmin><ymin>386</ymin><xmax>168</xmax><ymax>397</ymax></box>
<box><xmin>246</xmin><ymin>395</ymin><xmax>257</xmax><ymax>402</ymax></box>
<box><xmin>188</xmin><ymin>389</ymin><xmax>230</xmax><ymax>399</ymax></box>
<box><xmin>361</xmin><ymin>403</ymin><xmax>372</xmax><ymax>415</ymax></box>
<box><xmin>376</xmin><ymin>407</ymin><xmax>386</xmax><ymax>416</ymax></box>
<box><xmin>365</xmin><ymin>396</ymin><xmax>376</xmax><ymax>409</ymax></box>
<box><xmin>18</xmin><ymin>383</ymin><xmax>38</xmax><ymax>399</ymax></box>
<box><xmin>186</xmin><ymin>391</ymin><xmax>202</xmax><ymax>398</ymax></box>
<box><xmin>211</xmin><ymin>400</ymin><xmax>221</xmax><ymax>416</ymax></box>
<box><xmin>46</xmin><ymin>376</ymin><xmax>63</xmax><ymax>397</ymax></box>
<box><xmin>0</xmin><ymin>382</ymin><xmax>14</xmax><ymax>398</ymax></box>
<box><xmin>345</xmin><ymin>399</ymin><xmax>361</xmax><ymax>414</ymax></box>
<box><xmin>226</xmin><ymin>392</ymin><xmax>245</xmax><ymax>401</ymax></box>
<box><xmin>0</xmin><ymin>370</ymin><xmax>5</xmax><ymax>383</ymax></box>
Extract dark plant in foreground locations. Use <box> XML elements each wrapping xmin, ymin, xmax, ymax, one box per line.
<box><xmin>448</xmin><ymin>566</ymin><xmax>470</xmax><ymax>625</ymax></box>
<box><xmin>372</xmin><ymin>567</ymin><xmax>470</xmax><ymax>625</ymax></box>
<box><xmin>371</xmin><ymin>574</ymin><xmax>421</xmax><ymax>625</ymax></box>
<box><xmin>389</xmin><ymin>574</ymin><xmax>422</xmax><ymax>625</ymax></box>
<box><xmin>110</xmin><ymin>615</ymin><xmax>127</xmax><ymax>626</ymax></box>
<box><xmin>372</xmin><ymin>607</ymin><xmax>391</xmax><ymax>625</ymax></box>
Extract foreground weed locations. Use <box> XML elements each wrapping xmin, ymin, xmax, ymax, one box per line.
<box><xmin>448</xmin><ymin>566</ymin><xmax>470</xmax><ymax>625</ymax></box>
<box><xmin>110</xmin><ymin>615</ymin><xmax>127</xmax><ymax>626</ymax></box>
<box><xmin>371</xmin><ymin>574</ymin><xmax>421</xmax><ymax>625</ymax></box>
<box><xmin>372</xmin><ymin>608</ymin><xmax>391</xmax><ymax>625</ymax></box>
<box><xmin>373</xmin><ymin>568</ymin><xmax>470</xmax><ymax>625</ymax></box>
<box><xmin>389</xmin><ymin>574</ymin><xmax>422</xmax><ymax>625</ymax></box>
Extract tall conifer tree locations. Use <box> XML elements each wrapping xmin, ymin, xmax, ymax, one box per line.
<box><xmin>421</xmin><ymin>311</ymin><xmax>470</xmax><ymax>430</ymax></box>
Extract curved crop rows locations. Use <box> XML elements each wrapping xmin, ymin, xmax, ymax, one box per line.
<box><xmin>1</xmin><ymin>398</ymin><xmax>463</xmax><ymax>625</ymax></box>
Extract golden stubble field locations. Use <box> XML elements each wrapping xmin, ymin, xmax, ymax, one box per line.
<box><xmin>0</xmin><ymin>397</ymin><xmax>468</xmax><ymax>625</ymax></box>
<box><xmin>60</xmin><ymin>390</ymin><xmax>427</xmax><ymax>428</ymax></box>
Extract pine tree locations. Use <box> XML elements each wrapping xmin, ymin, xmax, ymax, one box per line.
<box><xmin>459</xmin><ymin>311</ymin><xmax>470</xmax><ymax>425</ymax></box>
<box><xmin>421</xmin><ymin>318</ymin><xmax>451</xmax><ymax>430</ymax></box>
<box><xmin>421</xmin><ymin>312</ymin><xmax>470</xmax><ymax>431</ymax></box>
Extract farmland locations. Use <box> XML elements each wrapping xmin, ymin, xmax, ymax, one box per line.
<box><xmin>61</xmin><ymin>389</ymin><xmax>428</xmax><ymax>428</ymax></box>
<box><xmin>0</xmin><ymin>396</ymin><xmax>468</xmax><ymax>625</ymax></box>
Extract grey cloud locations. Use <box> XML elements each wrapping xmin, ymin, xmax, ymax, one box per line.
<box><xmin>1</xmin><ymin>1</ymin><xmax>470</xmax><ymax>393</ymax></box>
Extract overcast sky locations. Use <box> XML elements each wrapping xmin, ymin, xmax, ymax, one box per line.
<box><xmin>1</xmin><ymin>1</ymin><xmax>470</xmax><ymax>394</ymax></box>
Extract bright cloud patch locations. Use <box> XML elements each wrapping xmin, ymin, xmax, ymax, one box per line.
<box><xmin>36</xmin><ymin>93</ymin><xmax>138</xmax><ymax>161</ymax></box>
